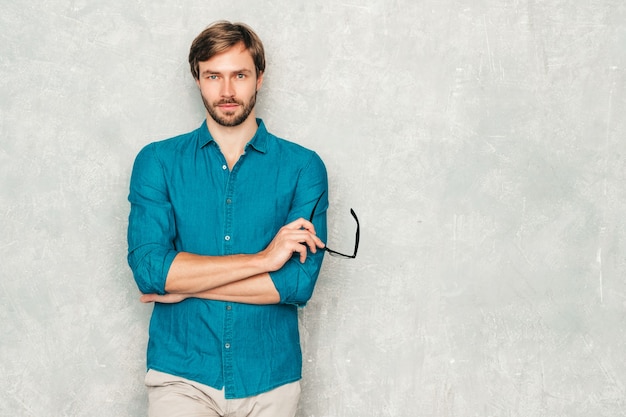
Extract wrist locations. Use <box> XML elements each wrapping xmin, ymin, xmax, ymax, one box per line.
<box><xmin>255</xmin><ymin>249</ymin><xmax>280</xmax><ymax>273</ymax></box>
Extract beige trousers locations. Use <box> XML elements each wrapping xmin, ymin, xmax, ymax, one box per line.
<box><xmin>145</xmin><ymin>369</ymin><xmax>301</xmax><ymax>417</ymax></box>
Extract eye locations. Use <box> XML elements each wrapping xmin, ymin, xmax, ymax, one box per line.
<box><xmin>236</xmin><ymin>73</ymin><xmax>246</xmax><ymax>79</ymax></box>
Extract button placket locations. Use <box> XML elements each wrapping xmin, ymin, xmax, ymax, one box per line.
<box><xmin>223</xmin><ymin>162</ymin><xmax>236</xmax><ymax>255</ymax></box>
<box><xmin>223</xmin><ymin>303</ymin><xmax>235</xmax><ymax>394</ymax></box>
<box><xmin>221</xmin><ymin>159</ymin><xmax>237</xmax><ymax>394</ymax></box>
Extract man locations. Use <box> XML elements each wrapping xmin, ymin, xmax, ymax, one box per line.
<box><xmin>127</xmin><ymin>21</ymin><xmax>328</xmax><ymax>417</ymax></box>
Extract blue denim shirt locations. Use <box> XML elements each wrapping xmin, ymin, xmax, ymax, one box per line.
<box><xmin>127</xmin><ymin>119</ymin><xmax>328</xmax><ymax>398</ymax></box>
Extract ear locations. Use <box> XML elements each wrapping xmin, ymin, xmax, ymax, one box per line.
<box><xmin>256</xmin><ymin>71</ymin><xmax>264</xmax><ymax>91</ymax></box>
<box><xmin>195</xmin><ymin>78</ymin><xmax>201</xmax><ymax>88</ymax></box>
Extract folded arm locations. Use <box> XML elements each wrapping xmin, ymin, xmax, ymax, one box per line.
<box><xmin>140</xmin><ymin>272</ymin><xmax>279</xmax><ymax>305</ymax></box>
<box><xmin>153</xmin><ymin>217</ymin><xmax>323</xmax><ymax>303</ymax></box>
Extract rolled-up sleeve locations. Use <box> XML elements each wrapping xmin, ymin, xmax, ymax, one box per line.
<box><xmin>127</xmin><ymin>144</ymin><xmax>178</xmax><ymax>295</ymax></box>
<box><xmin>270</xmin><ymin>152</ymin><xmax>328</xmax><ymax>307</ymax></box>
<box><xmin>270</xmin><ymin>251</ymin><xmax>325</xmax><ymax>306</ymax></box>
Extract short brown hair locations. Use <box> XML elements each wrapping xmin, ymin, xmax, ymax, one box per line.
<box><xmin>188</xmin><ymin>21</ymin><xmax>266</xmax><ymax>80</ymax></box>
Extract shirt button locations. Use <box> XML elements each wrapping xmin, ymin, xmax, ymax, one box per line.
<box><xmin>226</xmin><ymin>198</ymin><xmax>232</xmax><ymax>204</ymax></box>
<box><xmin>225</xmin><ymin>343</ymin><xmax>231</xmax><ymax>349</ymax></box>
<box><xmin>222</xmin><ymin>165</ymin><xmax>227</xmax><ymax>170</ymax></box>
<box><xmin>226</xmin><ymin>305</ymin><xmax>232</xmax><ymax>311</ymax></box>
<box><xmin>224</xmin><ymin>235</ymin><xmax>231</xmax><ymax>241</ymax></box>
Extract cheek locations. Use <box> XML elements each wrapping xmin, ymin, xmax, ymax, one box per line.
<box><xmin>199</xmin><ymin>84</ymin><xmax>219</xmax><ymax>99</ymax></box>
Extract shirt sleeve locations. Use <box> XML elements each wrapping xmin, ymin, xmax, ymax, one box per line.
<box><xmin>127</xmin><ymin>144</ymin><xmax>178</xmax><ymax>295</ymax></box>
<box><xmin>269</xmin><ymin>151</ymin><xmax>329</xmax><ymax>307</ymax></box>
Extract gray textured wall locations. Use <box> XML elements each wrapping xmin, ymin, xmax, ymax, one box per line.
<box><xmin>2</xmin><ymin>0</ymin><xmax>625</xmax><ymax>416</ymax></box>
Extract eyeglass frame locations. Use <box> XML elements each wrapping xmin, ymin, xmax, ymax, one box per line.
<box><xmin>309</xmin><ymin>191</ymin><xmax>359</xmax><ymax>259</ymax></box>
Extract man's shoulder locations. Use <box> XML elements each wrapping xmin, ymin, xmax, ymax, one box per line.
<box><xmin>137</xmin><ymin>125</ymin><xmax>203</xmax><ymax>160</ymax></box>
<box><xmin>264</xmin><ymin>133</ymin><xmax>326</xmax><ymax>176</ymax></box>
<box><xmin>151</xmin><ymin>127</ymin><xmax>201</xmax><ymax>150</ymax></box>
<box><xmin>266</xmin><ymin>132</ymin><xmax>317</xmax><ymax>159</ymax></box>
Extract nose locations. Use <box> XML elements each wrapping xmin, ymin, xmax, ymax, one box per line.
<box><xmin>221</xmin><ymin>78</ymin><xmax>235</xmax><ymax>98</ymax></box>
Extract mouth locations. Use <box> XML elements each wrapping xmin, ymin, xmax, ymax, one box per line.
<box><xmin>216</xmin><ymin>100</ymin><xmax>241</xmax><ymax>112</ymax></box>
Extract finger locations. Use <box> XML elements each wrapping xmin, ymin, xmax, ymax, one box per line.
<box><xmin>286</xmin><ymin>231</ymin><xmax>320</xmax><ymax>254</ymax></box>
<box><xmin>286</xmin><ymin>218</ymin><xmax>316</xmax><ymax>234</ymax></box>
<box><xmin>291</xmin><ymin>228</ymin><xmax>325</xmax><ymax>252</ymax></box>
<box><xmin>301</xmin><ymin>233</ymin><xmax>325</xmax><ymax>252</ymax></box>
<box><xmin>312</xmin><ymin>234</ymin><xmax>325</xmax><ymax>249</ymax></box>
<box><xmin>140</xmin><ymin>294</ymin><xmax>157</xmax><ymax>303</ymax></box>
<box><xmin>292</xmin><ymin>243</ymin><xmax>308</xmax><ymax>263</ymax></box>
<box><xmin>296</xmin><ymin>235</ymin><xmax>325</xmax><ymax>257</ymax></box>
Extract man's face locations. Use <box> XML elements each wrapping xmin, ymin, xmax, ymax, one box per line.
<box><xmin>196</xmin><ymin>43</ymin><xmax>263</xmax><ymax>127</ymax></box>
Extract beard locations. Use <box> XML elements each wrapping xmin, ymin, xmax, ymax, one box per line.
<box><xmin>202</xmin><ymin>92</ymin><xmax>257</xmax><ymax>127</ymax></box>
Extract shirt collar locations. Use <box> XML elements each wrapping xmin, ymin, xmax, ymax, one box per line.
<box><xmin>199</xmin><ymin>118</ymin><xmax>268</xmax><ymax>154</ymax></box>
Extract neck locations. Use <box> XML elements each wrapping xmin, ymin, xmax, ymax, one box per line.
<box><xmin>206</xmin><ymin>114</ymin><xmax>258</xmax><ymax>169</ymax></box>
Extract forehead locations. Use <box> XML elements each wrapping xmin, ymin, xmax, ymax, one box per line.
<box><xmin>198</xmin><ymin>43</ymin><xmax>256</xmax><ymax>73</ymax></box>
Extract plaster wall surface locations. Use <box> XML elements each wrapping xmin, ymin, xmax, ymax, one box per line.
<box><xmin>1</xmin><ymin>1</ymin><xmax>625</xmax><ymax>416</ymax></box>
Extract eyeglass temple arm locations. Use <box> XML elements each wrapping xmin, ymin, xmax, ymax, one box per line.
<box><xmin>309</xmin><ymin>190</ymin><xmax>326</xmax><ymax>222</ymax></box>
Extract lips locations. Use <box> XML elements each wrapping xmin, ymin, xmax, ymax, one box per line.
<box><xmin>216</xmin><ymin>100</ymin><xmax>241</xmax><ymax>113</ymax></box>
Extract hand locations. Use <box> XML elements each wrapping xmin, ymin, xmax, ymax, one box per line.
<box><xmin>260</xmin><ymin>218</ymin><xmax>325</xmax><ymax>271</ymax></box>
<box><xmin>140</xmin><ymin>293</ymin><xmax>189</xmax><ymax>304</ymax></box>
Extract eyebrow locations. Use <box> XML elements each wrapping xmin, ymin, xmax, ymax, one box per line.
<box><xmin>200</xmin><ymin>68</ymin><xmax>253</xmax><ymax>77</ymax></box>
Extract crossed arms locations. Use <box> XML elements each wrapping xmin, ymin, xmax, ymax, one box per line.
<box><xmin>138</xmin><ymin>218</ymin><xmax>324</xmax><ymax>305</ymax></box>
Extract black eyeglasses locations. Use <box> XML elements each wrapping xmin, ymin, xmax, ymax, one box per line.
<box><xmin>309</xmin><ymin>191</ymin><xmax>359</xmax><ymax>259</ymax></box>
